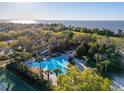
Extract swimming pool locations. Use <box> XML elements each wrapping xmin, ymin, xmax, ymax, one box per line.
<box><xmin>25</xmin><ymin>55</ymin><xmax>69</xmax><ymax>75</ymax></box>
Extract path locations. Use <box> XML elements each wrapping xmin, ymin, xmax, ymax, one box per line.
<box><xmin>111</xmin><ymin>51</ymin><xmax>124</xmax><ymax>90</ymax></box>
<box><xmin>73</xmin><ymin>58</ymin><xmax>87</xmax><ymax>71</ymax></box>
<box><xmin>111</xmin><ymin>74</ymin><xmax>124</xmax><ymax>91</ymax></box>
<box><xmin>66</xmin><ymin>50</ymin><xmax>87</xmax><ymax>70</ymax></box>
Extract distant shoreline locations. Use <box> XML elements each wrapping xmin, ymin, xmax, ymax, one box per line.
<box><xmin>0</xmin><ymin>20</ymin><xmax>124</xmax><ymax>32</ymax></box>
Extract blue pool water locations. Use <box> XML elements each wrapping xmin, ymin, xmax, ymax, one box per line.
<box><xmin>25</xmin><ymin>55</ymin><xmax>69</xmax><ymax>75</ymax></box>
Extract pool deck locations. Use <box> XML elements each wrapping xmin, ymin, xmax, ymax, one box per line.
<box><xmin>49</xmin><ymin>75</ymin><xmax>57</xmax><ymax>86</ymax></box>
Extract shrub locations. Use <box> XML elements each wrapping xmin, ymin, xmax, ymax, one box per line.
<box><xmin>0</xmin><ymin>55</ymin><xmax>8</xmax><ymax>60</ymax></box>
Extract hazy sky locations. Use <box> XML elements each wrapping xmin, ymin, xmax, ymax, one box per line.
<box><xmin>0</xmin><ymin>2</ymin><xmax>124</xmax><ymax>20</ymax></box>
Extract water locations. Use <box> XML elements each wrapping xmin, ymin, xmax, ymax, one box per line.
<box><xmin>25</xmin><ymin>55</ymin><xmax>69</xmax><ymax>75</ymax></box>
<box><xmin>2</xmin><ymin>20</ymin><xmax>124</xmax><ymax>32</ymax></box>
<box><xmin>36</xmin><ymin>20</ymin><xmax>124</xmax><ymax>32</ymax></box>
<box><xmin>0</xmin><ymin>67</ymin><xmax>35</xmax><ymax>91</ymax></box>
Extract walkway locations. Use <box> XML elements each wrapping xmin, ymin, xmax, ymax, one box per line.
<box><xmin>66</xmin><ymin>50</ymin><xmax>87</xmax><ymax>70</ymax></box>
<box><xmin>73</xmin><ymin>58</ymin><xmax>87</xmax><ymax>71</ymax></box>
<box><xmin>112</xmin><ymin>74</ymin><xmax>124</xmax><ymax>91</ymax></box>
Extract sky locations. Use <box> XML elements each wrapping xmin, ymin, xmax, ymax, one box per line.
<box><xmin>0</xmin><ymin>2</ymin><xmax>124</xmax><ymax>20</ymax></box>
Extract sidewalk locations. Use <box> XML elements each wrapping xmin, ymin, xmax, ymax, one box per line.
<box><xmin>73</xmin><ymin>58</ymin><xmax>87</xmax><ymax>71</ymax></box>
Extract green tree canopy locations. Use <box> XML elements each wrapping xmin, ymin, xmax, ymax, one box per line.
<box><xmin>53</xmin><ymin>66</ymin><xmax>111</xmax><ymax>91</ymax></box>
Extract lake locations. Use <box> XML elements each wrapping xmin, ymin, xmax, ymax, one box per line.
<box><xmin>2</xmin><ymin>20</ymin><xmax>124</xmax><ymax>32</ymax></box>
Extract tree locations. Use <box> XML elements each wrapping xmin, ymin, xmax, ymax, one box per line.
<box><xmin>35</xmin><ymin>53</ymin><xmax>44</xmax><ymax>80</ymax></box>
<box><xmin>95</xmin><ymin>53</ymin><xmax>100</xmax><ymax>65</ymax></box>
<box><xmin>80</xmin><ymin>28</ymin><xmax>89</xmax><ymax>33</ymax></box>
<box><xmin>12</xmin><ymin>51</ymin><xmax>32</xmax><ymax>62</ymax></box>
<box><xmin>16</xmin><ymin>36</ymin><xmax>32</xmax><ymax>51</ymax></box>
<box><xmin>53</xmin><ymin>68</ymin><xmax>61</xmax><ymax>77</ymax></box>
<box><xmin>75</xmin><ymin>41</ymin><xmax>90</xmax><ymax>58</ymax></box>
<box><xmin>46</xmin><ymin>70</ymin><xmax>52</xmax><ymax>82</ymax></box>
<box><xmin>91</xmin><ymin>28</ymin><xmax>99</xmax><ymax>33</ymax></box>
<box><xmin>61</xmin><ymin>31</ymin><xmax>74</xmax><ymax>39</ymax></box>
<box><xmin>87</xmin><ymin>45</ymin><xmax>98</xmax><ymax>58</ymax></box>
<box><xmin>0</xmin><ymin>42</ymin><xmax>9</xmax><ymax>48</ymax></box>
<box><xmin>96</xmin><ymin>60</ymin><xmax>111</xmax><ymax>76</ymax></box>
<box><xmin>54</xmin><ymin>23</ymin><xmax>66</xmax><ymax>31</ymax></box>
<box><xmin>68</xmin><ymin>56</ymin><xmax>75</xmax><ymax>66</ymax></box>
<box><xmin>53</xmin><ymin>66</ymin><xmax>111</xmax><ymax>91</ymax></box>
<box><xmin>117</xmin><ymin>29</ymin><xmax>123</xmax><ymax>37</ymax></box>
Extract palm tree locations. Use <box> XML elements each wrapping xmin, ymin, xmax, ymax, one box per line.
<box><xmin>95</xmin><ymin>53</ymin><xmax>101</xmax><ymax>66</ymax></box>
<box><xmin>68</xmin><ymin>56</ymin><xmax>75</xmax><ymax>67</ymax></box>
<box><xmin>46</xmin><ymin>70</ymin><xmax>52</xmax><ymax>82</ymax></box>
<box><xmin>53</xmin><ymin>68</ymin><xmax>61</xmax><ymax>77</ymax></box>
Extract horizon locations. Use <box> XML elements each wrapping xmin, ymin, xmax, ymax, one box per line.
<box><xmin>1</xmin><ymin>19</ymin><xmax>124</xmax><ymax>21</ymax></box>
<box><xmin>1</xmin><ymin>19</ymin><xmax>124</xmax><ymax>25</ymax></box>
